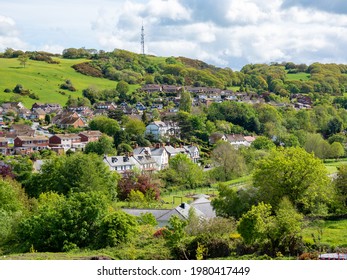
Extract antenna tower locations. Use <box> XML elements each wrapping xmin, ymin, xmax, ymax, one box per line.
<box><xmin>141</xmin><ymin>23</ymin><xmax>145</xmax><ymax>55</ymax></box>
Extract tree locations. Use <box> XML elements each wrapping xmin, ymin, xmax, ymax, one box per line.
<box><xmin>116</xmin><ymin>80</ymin><xmax>129</xmax><ymax>101</ymax></box>
<box><xmin>25</xmin><ymin>153</ymin><xmax>119</xmax><ymax>199</ymax></box>
<box><xmin>211</xmin><ymin>141</ymin><xmax>247</xmax><ymax>181</ymax></box>
<box><xmin>17</xmin><ymin>191</ymin><xmax>109</xmax><ymax>252</ymax></box>
<box><xmin>85</xmin><ymin>135</ymin><xmax>115</xmax><ymax>155</ymax></box>
<box><xmin>237</xmin><ymin>199</ymin><xmax>303</xmax><ymax>256</ymax></box>
<box><xmin>117</xmin><ymin>170</ymin><xmax>160</xmax><ymax>201</ymax></box>
<box><xmin>251</xmin><ymin>136</ymin><xmax>275</xmax><ymax>150</ymax></box>
<box><xmin>125</xmin><ymin>118</ymin><xmax>146</xmax><ymax>137</ymax></box>
<box><xmin>253</xmin><ymin>147</ymin><xmax>333</xmax><ymax>214</ymax></box>
<box><xmin>163</xmin><ymin>153</ymin><xmax>204</xmax><ymax>189</ymax></box>
<box><xmin>18</xmin><ymin>54</ymin><xmax>29</xmax><ymax>68</ymax></box>
<box><xmin>329</xmin><ymin>142</ymin><xmax>345</xmax><ymax>160</ymax></box>
<box><xmin>179</xmin><ymin>91</ymin><xmax>192</xmax><ymax>113</ymax></box>
<box><xmin>96</xmin><ymin>211</ymin><xmax>138</xmax><ymax>248</ymax></box>
<box><xmin>89</xmin><ymin>116</ymin><xmax>120</xmax><ymax>137</ymax></box>
<box><xmin>211</xmin><ymin>184</ymin><xmax>258</xmax><ymax>219</ymax></box>
<box><xmin>334</xmin><ymin>165</ymin><xmax>347</xmax><ymax>208</ymax></box>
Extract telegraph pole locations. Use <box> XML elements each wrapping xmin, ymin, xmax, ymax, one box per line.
<box><xmin>141</xmin><ymin>23</ymin><xmax>145</xmax><ymax>55</ymax></box>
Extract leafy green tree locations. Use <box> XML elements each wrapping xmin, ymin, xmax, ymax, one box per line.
<box><xmin>85</xmin><ymin>135</ymin><xmax>115</xmax><ymax>155</ymax></box>
<box><xmin>179</xmin><ymin>91</ymin><xmax>192</xmax><ymax>113</ymax></box>
<box><xmin>96</xmin><ymin>211</ymin><xmax>138</xmax><ymax>248</ymax></box>
<box><xmin>251</xmin><ymin>136</ymin><xmax>275</xmax><ymax>150</ymax></box>
<box><xmin>18</xmin><ymin>54</ymin><xmax>29</xmax><ymax>68</ymax></box>
<box><xmin>163</xmin><ymin>154</ymin><xmax>204</xmax><ymax>189</ymax></box>
<box><xmin>237</xmin><ymin>199</ymin><xmax>303</xmax><ymax>256</ymax></box>
<box><xmin>329</xmin><ymin>142</ymin><xmax>345</xmax><ymax>160</ymax></box>
<box><xmin>125</xmin><ymin>118</ymin><xmax>146</xmax><ymax>137</ymax></box>
<box><xmin>116</xmin><ymin>80</ymin><xmax>129</xmax><ymax>101</ymax></box>
<box><xmin>25</xmin><ymin>153</ymin><xmax>119</xmax><ymax>199</ymax></box>
<box><xmin>211</xmin><ymin>184</ymin><xmax>258</xmax><ymax>219</ymax></box>
<box><xmin>0</xmin><ymin>179</ymin><xmax>29</xmax><ymax>246</ymax></box>
<box><xmin>334</xmin><ymin>165</ymin><xmax>347</xmax><ymax>208</ymax></box>
<box><xmin>253</xmin><ymin>147</ymin><xmax>333</xmax><ymax>214</ymax></box>
<box><xmin>17</xmin><ymin>191</ymin><xmax>109</xmax><ymax>252</ymax></box>
<box><xmin>211</xmin><ymin>141</ymin><xmax>247</xmax><ymax>181</ymax></box>
<box><xmin>89</xmin><ymin>116</ymin><xmax>120</xmax><ymax>137</ymax></box>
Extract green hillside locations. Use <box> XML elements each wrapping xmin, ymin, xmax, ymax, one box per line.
<box><xmin>0</xmin><ymin>58</ymin><xmax>138</xmax><ymax>108</ymax></box>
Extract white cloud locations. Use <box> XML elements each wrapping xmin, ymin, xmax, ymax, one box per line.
<box><xmin>0</xmin><ymin>15</ymin><xmax>27</xmax><ymax>51</ymax></box>
<box><xmin>2</xmin><ymin>0</ymin><xmax>347</xmax><ymax>69</ymax></box>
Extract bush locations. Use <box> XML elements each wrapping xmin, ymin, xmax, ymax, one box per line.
<box><xmin>4</xmin><ymin>88</ymin><xmax>11</xmax><ymax>93</ymax></box>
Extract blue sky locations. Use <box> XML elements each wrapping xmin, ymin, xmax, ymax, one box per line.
<box><xmin>1</xmin><ymin>0</ymin><xmax>347</xmax><ymax>69</ymax></box>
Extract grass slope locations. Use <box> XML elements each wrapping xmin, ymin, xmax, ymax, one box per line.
<box><xmin>0</xmin><ymin>58</ymin><xmax>139</xmax><ymax>108</ymax></box>
<box><xmin>286</xmin><ymin>72</ymin><xmax>311</xmax><ymax>81</ymax></box>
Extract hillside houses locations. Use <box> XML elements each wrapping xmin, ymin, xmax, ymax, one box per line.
<box><xmin>104</xmin><ymin>144</ymin><xmax>200</xmax><ymax>175</ymax></box>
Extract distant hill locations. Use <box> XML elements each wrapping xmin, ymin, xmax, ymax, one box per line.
<box><xmin>2</xmin><ymin>48</ymin><xmax>347</xmax><ymax>109</ymax></box>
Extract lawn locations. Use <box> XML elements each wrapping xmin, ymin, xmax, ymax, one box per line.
<box><xmin>286</xmin><ymin>72</ymin><xmax>311</xmax><ymax>81</ymax></box>
<box><xmin>302</xmin><ymin>219</ymin><xmax>347</xmax><ymax>249</ymax></box>
<box><xmin>0</xmin><ymin>58</ymin><xmax>139</xmax><ymax>108</ymax></box>
<box><xmin>324</xmin><ymin>159</ymin><xmax>347</xmax><ymax>174</ymax></box>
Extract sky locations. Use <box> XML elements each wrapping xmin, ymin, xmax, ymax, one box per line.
<box><xmin>1</xmin><ymin>0</ymin><xmax>347</xmax><ymax>69</ymax></box>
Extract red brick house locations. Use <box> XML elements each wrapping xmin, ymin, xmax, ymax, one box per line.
<box><xmin>14</xmin><ymin>135</ymin><xmax>49</xmax><ymax>154</ymax></box>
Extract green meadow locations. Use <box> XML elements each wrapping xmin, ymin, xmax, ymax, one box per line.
<box><xmin>0</xmin><ymin>58</ymin><xmax>139</xmax><ymax>108</ymax></box>
<box><xmin>286</xmin><ymin>72</ymin><xmax>311</xmax><ymax>81</ymax></box>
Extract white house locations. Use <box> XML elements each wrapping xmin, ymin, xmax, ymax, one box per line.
<box><xmin>103</xmin><ymin>155</ymin><xmax>137</xmax><ymax>174</ymax></box>
<box><xmin>145</xmin><ymin>121</ymin><xmax>180</xmax><ymax>140</ymax></box>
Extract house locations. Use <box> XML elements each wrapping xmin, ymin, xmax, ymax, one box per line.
<box><xmin>135</xmin><ymin>102</ymin><xmax>146</xmax><ymax>111</ymax></box>
<box><xmin>52</xmin><ymin>111</ymin><xmax>86</xmax><ymax>128</ymax></box>
<box><xmin>162</xmin><ymin>85</ymin><xmax>182</xmax><ymax>94</ymax></box>
<box><xmin>49</xmin><ymin>133</ymin><xmax>85</xmax><ymax>152</ymax></box>
<box><xmin>0</xmin><ymin>137</ymin><xmax>10</xmax><ymax>155</ymax></box>
<box><xmin>103</xmin><ymin>155</ymin><xmax>137</xmax><ymax>174</ymax></box>
<box><xmin>145</xmin><ymin>121</ymin><xmax>180</xmax><ymax>140</ymax></box>
<box><xmin>141</xmin><ymin>84</ymin><xmax>162</xmax><ymax>93</ymax></box>
<box><xmin>226</xmin><ymin>134</ymin><xmax>255</xmax><ymax>148</ymax></box>
<box><xmin>94</xmin><ymin>102</ymin><xmax>117</xmax><ymax>111</ymax></box>
<box><xmin>30</xmin><ymin>108</ymin><xmax>46</xmax><ymax>120</ymax></box>
<box><xmin>18</xmin><ymin>108</ymin><xmax>32</xmax><ymax>119</ymax></box>
<box><xmin>14</xmin><ymin>135</ymin><xmax>49</xmax><ymax>154</ymax></box>
<box><xmin>9</xmin><ymin>124</ymin><xmax>35</xmax><ymax>137</ymax></box>
<box><xmin>183</xmin><ymin>145</ymin><xmax>200</xmax><ymax>163</ymax></box>
<box><xmin>164</xmin><ymin>145</ymin><xmax>190</xmax><ymax>159</ymax></box>
<box><xmin>78</xmin><ymin>130</ymin><xmax>102</xmax><ymax>143</ymax></box>
<box><xmin>150</xmin><ymin>144</ymin><xmax>169</xmax><ymax>170</ymax></box>
<box><xmin>123</xmin><ymin>195</ymin><xmax>215</xmax><ymax>226</ymax></box>
<box><xmin>31</xmin><ymin>103</ymin><xmax>62</xmax><ymax>114</ymax></box>
<box><xmin>133</xmin><ymin>154</ymin><xmax>157</xmax><ymax>173</ymax></box>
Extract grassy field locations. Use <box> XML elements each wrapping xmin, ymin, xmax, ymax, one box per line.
<box><xmin>324</xmin><ymin>159</ymin><xmax>347</xmax><ymax>174</ymax></box>
<box><xmin>302</xmin><ymin>219</ymin><xmax>347</xmax><ymax>249</ymax></box>
<box><xmin>0</xmin><ymin>58</ymin><xmax>139</xmax><ymax>108</ymax></box>
<box><xmin>286</xmin><ymin>72</ymin><xmax>311</xmax><ymax>81</ymax></box>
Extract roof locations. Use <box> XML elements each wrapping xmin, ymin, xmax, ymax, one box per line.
<box><xmin>190</xmin><ymin>197</ymin><xmax>216</xmax><ymax>218</ymax></box>
<box><xmin>244</xmin><ymin>136</ymin><xmax>256</xmax><ymax>142</ymax></box>
<box><xmin>52</xmin><ymin>133</ymin><xmax>81</xmax><ymax>140</ymax></box>
<box><xmin>16</xmin><ymin>136</ymin><xmax>48</xmax><ymax>141</ymax></box>
<box><xmin>78</xmin><ymin>130</ymin><xmax>102</xmax><ymax>137</ymax></box>
<box><xmin>103</xmin><ymin>156</ymin><xmax>137</xmax><ymax>167</ymax></box>
<box><xmin>226</xmin><ymin>134</ymin><xmax>246</xmax><ymax>142</ymax></box>
<box><xmin>165</xmin><ymin>145</ymin><xmax>187</xmax><ymax>155</ymax></box>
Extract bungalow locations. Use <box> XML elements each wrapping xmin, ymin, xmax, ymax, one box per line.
<box><xmin>103</xmin><ymin>155</ymin><xmax>137</xmax><ymax>174</ymax></box>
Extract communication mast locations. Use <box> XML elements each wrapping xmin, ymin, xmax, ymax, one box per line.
<box><xmin>141</xmin><ymin>23</ymin><xmax>145</xmax><ymax>55</ymax></box>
